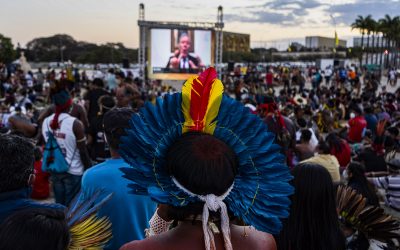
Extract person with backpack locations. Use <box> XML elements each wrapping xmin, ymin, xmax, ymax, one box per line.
<box><xmin>41</xmin><ymin>80</ymin><xmax>91</xmax><ymax>206</ymax></box>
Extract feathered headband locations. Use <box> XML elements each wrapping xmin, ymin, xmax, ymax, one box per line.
<box><xmin>119</xmin><ymin>67</ymin><xmax>293</xmax><ymax>249</ymax></box>
<box><xmin>67</xmin><ymin>191</ymin><xmax>113</xmax><ymax>249</ymax></box>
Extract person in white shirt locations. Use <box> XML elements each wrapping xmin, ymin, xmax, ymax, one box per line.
<box><xmin>42</xmin><ymin>80</ymin><xmax>91</xmax><ymax>206</ymax></box>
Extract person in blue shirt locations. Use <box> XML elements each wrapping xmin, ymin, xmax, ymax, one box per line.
<box><xmin>363</xmin><ymin>105</ymin><xmax>378</xmax><ymax>135</ymax></box>
<box><xmin>81</xmin><ymin>108</ymin><xmax>156</xmax><ymax>250</ymax></box>
<box><xmin>0</xmin><ymin>134</ymin><xmax>64</xmax><ymax>223</ymax></box>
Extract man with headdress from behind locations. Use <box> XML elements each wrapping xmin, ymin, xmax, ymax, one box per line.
<box><xmin>42</xmin><ymin>79</ymin><xmax>92</xmax><ymax>206</ymax></box>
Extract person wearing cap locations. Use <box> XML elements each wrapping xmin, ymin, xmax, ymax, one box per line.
<box><xmin>80</xmin><ymin>108</ymin><xmax>156</xmax><ymax>250</ymax></box>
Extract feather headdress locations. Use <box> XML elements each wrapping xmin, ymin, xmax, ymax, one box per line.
<box><xmin>67</xmin><ymin>191</ymin><xmax>113</xmax><ymax>250</ymax></box>
<box><xmin>337</xmin><ymin>185</ymin><xmax>400</xmax><ymax>242</ymax></box>
<box><xmin>119</xmin><ymin>67</ymin><xmax>293</xmax><ymax>237</ymax></box>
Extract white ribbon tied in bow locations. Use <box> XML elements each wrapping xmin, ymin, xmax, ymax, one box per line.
<box><xmin>172</xmin><ymin>177</ymin><xmax>234</xmax><ymax>250</ymax></box>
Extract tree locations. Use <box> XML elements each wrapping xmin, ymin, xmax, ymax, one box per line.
<box><xmin>379</xmin><ymin>15</ymin><xmax>396</xmax><ymax>68</ymax></box>
<box><xmin>390</xmin><ymin>17</ymin><xmax>400</xmax><ymax>68</ymax></box>
<box><xmin>364</xmin><ymin>15</ymin><xmax>374</xmax><ymax>64</ymax></box>
<box><xmin>0</xmin><ymin>34</ymin><xmax>16</xmax><ymax>64</ymax></box>
<box><xmin>352</xmin><ymin>15</ymin><xmax>400</xmax><ymax>68</ymax></box>
<box><xmin>25</xmin><ymin>34</ymin><xmax>138</xmax><ymax>64</ymax></box>
<box><xmin>375</xmin><ymin>19</ymin><xmax>383</xmax><ymax>65</ymax></box>
<box><xmin>351</xmin><ymin>15</ymin><xmax>368</xmax><ymax>65</ymax></box>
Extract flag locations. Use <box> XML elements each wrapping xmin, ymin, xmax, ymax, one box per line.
<box><xmin>335</xmin><ymin>31</ymin><xmax>339</xmax><ymax>47</ymax></box>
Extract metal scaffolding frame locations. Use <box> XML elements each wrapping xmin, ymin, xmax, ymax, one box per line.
<box><xmin>138</xmin><ymin>3</ymin><xmax>146</xmax><ymax>78</ymax></box>
<box><xmin>137</xmin><ymin>4</ymin><xmax>224</xmax><ymax>79</ymax></box>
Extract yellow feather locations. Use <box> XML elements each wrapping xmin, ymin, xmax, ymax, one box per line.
<box><xmin>182</xmin><ymin>76</ymin><xmax>196</xmax><ymax>133</ymax></box>
<box><xmin>69</xmin><ymin>215</ymin><xmax>112</xmax><ymax>250</ymax></box>
<box><xmin>203</xmin><ymin>79</ymin><xmax>224</xmax><ymax>134</ymax></box>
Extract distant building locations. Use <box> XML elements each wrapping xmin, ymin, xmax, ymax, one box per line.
<box><xmin>353</xmin><ymin>37</ymin><xmax>386</xmax><ymax>48</ymax></box>
<box><xmin>290</xmin><ymin>42</ymin><xmax>304</xmax><ymax>51</ymax></box>
<box><xmin>223</xmin><ymin>31</ymin><xmax>250</xmax><ymax>52</ymax></box>
<box><xmin>305</xmin><ymin>36</ymin><xmax>346</xmax><ymax>49</ymax></box>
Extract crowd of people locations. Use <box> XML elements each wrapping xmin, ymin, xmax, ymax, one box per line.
<box><xmin>0</xmin><ymin>60</ymin><xmax>399</xmax><ymax>250</ymax></box>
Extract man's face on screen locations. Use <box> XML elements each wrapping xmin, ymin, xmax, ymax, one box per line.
<box><xmin>179</xmin><ymin>35</ymin><xmax>191</xmax><ymax>56</ymax></box>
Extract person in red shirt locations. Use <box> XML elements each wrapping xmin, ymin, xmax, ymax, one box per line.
<box><xmin>31</xmin><ymin>147</ymin><xmax>50</xmax><ymax>200</ymax></box>
<box><xmin>326</xmin><ymin>133</ymin><xmax>352</xmax><ymax>169</ymax></box>
<box><xmin>266</xmin><ymin>68</ymin><xmax>274</xmax><ymax>88</ymax></box>
<box><xmin>347</xmin><ymin>105</ymin><xmax>367</xmax><ymax>143</ymax></box>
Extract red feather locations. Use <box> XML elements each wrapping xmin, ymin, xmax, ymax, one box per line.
<box><xmin>190</xmin><ymin>68</ymin><xmax>217</xmax><ymax>131</ymax></box>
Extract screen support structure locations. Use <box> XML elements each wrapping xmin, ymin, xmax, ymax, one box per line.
<box><xmin>215</xmin><ymin>6</ymin><xmax>224</xmax><ymax>77</ymax></box>
<box><xmin>137</xmin><ymin>4</ymin><xmax>224</xmax><ymax>80</ymax></box>
<box><xmin>138</xmin><ymin>3</ymin><xmax>146</xmax><ymax>78</ymax></box>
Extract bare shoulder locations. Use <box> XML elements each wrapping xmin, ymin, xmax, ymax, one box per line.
<box><xmin>120</xmin><ymin>237</ymin><xmax>170</xmax><ymax>250</ymax></box>
<box><xmin>231</xmin><ymin>226</ymin><xmax>277</xmax><ymax>250</ymax></box>
<box><xmin>120</xmin><ymin>239</ymin><xmax>148</xmax><ymax>250</ymax></box>
<box><xmin>251</xmin><ymin>228</ymin><xmax>277</xmax><ymax>250</ymax></box>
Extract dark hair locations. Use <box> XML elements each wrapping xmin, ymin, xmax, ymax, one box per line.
<box><xmin>98</xmin><ymin>95</ymin><xmax>116</xmax><ymax>115</ymax></box>
<box><xmin>351</xmin><ymin>103</ymin><xmax>362</xmax><ymax>115</ymax></box>
<box><xmin>347</xmin><ymin>162</ymin><xmax>379</xmax><ymax>206</ymax></box>
<box><xmin>300</xmin><ymin>129</ymin><xmax>312</xmax><ymax>142</ymax></box>
<box><xmin>0</xmin><ymin>134</ymin><xmax>35</xmax><ymax>193</ymax></box>
<box><xmin>103</xmin><ymin>108</ymin><xmax>134</xmax><ymax>150</ymax></box>
<box><xmin>387</xmin><ymin>127</ymin><xmax>399</xmax><ymax>137</ymax></box>
<box><xmin>34</xmin><ymin>147</ymin><xmax>43</xmax><ymax>162</ymax></box>
<box><xmin>297</xmin><ymin>118</ymin><xmax>307</xmax><ymax>128</ymax></box>
<box><xmin>278</xmin><ymin>163</ymin><xmax>345</xmax><ymax>250</ymax></box>
<box><xmin>364</xmin><ymin>105</ymin><xmax>373</xmax><ymax>114</ymax></box>
<box><xmin>326</xmin><ymin>133</ymin><xmax>344</xmax><ymax>153</ymax></box>
<box><xmin>318</xmin><ymin>140</ymin><xmax>331</xmax><ymax>154</ymax></box>
<box><xmin>165</xmin><ymin>132</ymin><xmax>238</xmax><ymax>220</ymax></box>
<box><xmin>49</xmin><ymin>80</ymin><xmax>71</xmax><ymax>106</ymax></box>
<box><xmin>0</xmin><ymin>208</ymin><xmax>70</xmax><ymax>250</ymax></box>
<box><xmin>92</xmin><ymin>78</ymin><xmax>104</xmax><ymax>87</ymax></box>
<box><xmin>166</xmin><ymin>132</ymin><xmax>238</xmax><ymax>196</ymax></box>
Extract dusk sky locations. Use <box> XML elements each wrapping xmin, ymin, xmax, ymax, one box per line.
<box><xmin>1</xmin><ymin>0</ymin><xmax>399</xmax><ymax>49</ymax></box>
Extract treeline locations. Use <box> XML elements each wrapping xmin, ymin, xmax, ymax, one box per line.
<box><xmin>351</xmin><ymin>14</ymin><xmax>400</xmax><ymax>67</ymax></box>
<box><xmin>0</xmin><ymin>34</ymin><xmax>138</xmax><ymax>64</ymax></box>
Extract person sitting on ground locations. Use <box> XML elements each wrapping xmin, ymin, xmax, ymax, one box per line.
<box><xmin>326</xmin><ymin>132</ymin><xmax>351</xmax><ymax>170</ymax></box>
<box><xmin>345</xmin><ymin>162</ymin><xmax>379</xmax><ymax>207</ymax></box>
<box><xmin>277</xmin><ymin>163</ymin><xmax>345</xmax><ymax>250</ymax></box>
<box><xmin>368</xmin><ymin>158</ymin><xmax>400</xmax><ymax>214</ymax></box>
<box><xmin>0</xmin><ymin>134</ymin><xmax>64</xmax><ymax>223</ymax></box>
<box><xmin>81</xmin><ymin>108</ymin><xmax>156</xmax><ymax>250</ymax></box>
<box><xmin>295</xmin><ymin>117</ymin><xmax>319</xmax><ymax>149</ymax></box>
<box><xmin>347</xmin><ymin>104</ymin><xmax>367</xmax><ymax>143</ymax></box>
<box><xmin>301</xmin><ymin>141</ymin><xmax>341</xmax><ymax>183</ymax></box>
<box><xmin>295</xmin><ymin>129</ymin><xmax>315</xmax><ymax>162</ymax></box>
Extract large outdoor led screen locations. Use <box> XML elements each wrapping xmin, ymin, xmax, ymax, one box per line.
<box><xmin>149</xmin><ymin>28</ymin><xmax>214</xmax><ymax>80</ymax></box>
